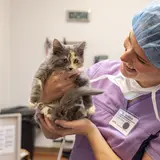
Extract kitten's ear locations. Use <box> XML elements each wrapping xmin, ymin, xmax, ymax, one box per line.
<box><xmin>77</xmin><ymin>41</ymin><xmax>86</xmax><ymax>56</ymax></box>
<box><xmin>46</xmin><ymin>38</ymin><xmax>52</xmax><ymax>48</ymax></box>
<box><xmin>53</xmin><ymin>39</ymin><xmax>64</xmax><ymax>55</ymax></box>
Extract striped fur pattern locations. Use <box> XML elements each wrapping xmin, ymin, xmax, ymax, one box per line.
<box><xmin>29</xmin><ymin>39</ymin><xmax>103</xmax><ymax>125</ymax></box>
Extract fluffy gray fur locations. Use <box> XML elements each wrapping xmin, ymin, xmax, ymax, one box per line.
<box><xmin>29</xmin><ymin>39</ymin><xmax>103</xmax><ymax>125</ymax></box>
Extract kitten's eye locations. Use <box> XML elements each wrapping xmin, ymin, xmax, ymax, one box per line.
<box><xmin>74</xmin><ymin>59</ymin><xmax>79</xmax><ymax>63</ymax></box>
<box><xmin>54</xmin><ymin>51</ymin><xmax>60</xmax><ymax>56</ymax></box>
<box><xmin>63</xmin><ymin>58</ymin><xmax>68</xmax><ymax>63</ymax></box>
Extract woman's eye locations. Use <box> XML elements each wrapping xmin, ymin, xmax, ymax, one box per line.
<box><xmin>136</xmin><ymin>55</ymin><xmax>146</xmax><ymax>64</ymax></box>
<box><xmin>74</xmin><ymin>59</ymin><xmax>79</xmax><ymax>63</ymax></box>
<box><xmin>123</xmin><ymin>44</ymin><xmax>127</xmax><ymax>51</ymax></box>
<box><xmin>138</xmin><ymin>58</ymin><xmax>146</xmax><ymax>64</ymax></box>
<box><xmin>124</xmin><ymin>47</ymin><xmax>127</xmax><ymax>52</ymax></box>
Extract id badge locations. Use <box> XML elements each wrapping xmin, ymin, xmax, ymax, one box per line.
<box><xmin>109</xmin><ymin>109</ymin><xmax>139</xmax><ymax>136</ymax></box>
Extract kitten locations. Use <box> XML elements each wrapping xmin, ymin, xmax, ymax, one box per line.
<box><xmin>29</xmin><ymin>39</ymin><xmax>103</xmax><ymax>125</ymax></box>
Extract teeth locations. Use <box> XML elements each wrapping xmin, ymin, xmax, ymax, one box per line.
<box><xmin>126</xmin><ymin>63</ymin><xmax>134</xmax><ymax>69</ymax></box>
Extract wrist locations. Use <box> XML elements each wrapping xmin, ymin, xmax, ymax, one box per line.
<box><xmin>85</xmin><ymin>122</ymin><xmax>98</xmax><ymax>138</ymax></box>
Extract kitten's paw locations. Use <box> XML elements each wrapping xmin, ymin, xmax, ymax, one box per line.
<box><xmin>40</xmin><ymin>106</ymin><xmax>52</xmax><ymax>120</ymax></box>
<box><xmin>28</xmin><ymin>101</ymin><xmax>35</xmax><ymax>108</ymax></box>
<box><xmin>40</xmin><ymin>106</ymin><xmax>50</xmax><ymax>115</ymax></box>
<box><xmin>87</xmin><ymin>105</ymin><xmax>96</xmax><ymax>115</ymax></box>
<box><xmin>46</xmin><ymin>114</ymin><xmax>52</xmax><ymax>120</ymax></box>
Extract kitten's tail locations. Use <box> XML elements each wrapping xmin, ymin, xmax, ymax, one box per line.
<box><xmin>75</xmin><ymin>86</ymin><xmax>103</xmax><ymax>96</ymax></box>
<box><xmin>60</xmin><ymin>86</ymin><xmax>103</xmax><ymax>106</ymax></box>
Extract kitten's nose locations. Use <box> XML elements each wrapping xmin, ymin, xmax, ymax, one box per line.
<box><xmin>69</xmin><ymin>67</ymin><xmax>73</xmax><ymax>70</ymax></box>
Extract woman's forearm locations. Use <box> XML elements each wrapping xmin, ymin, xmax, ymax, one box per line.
<box><xmin>87</xmin><ymin>127</ymin><xmax>121</xmax><ymax>160</ymax></box>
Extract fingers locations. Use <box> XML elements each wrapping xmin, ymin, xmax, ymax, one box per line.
<box><xmin>47</xmin><ymin>70</ymin><xmax>80</xmax><ymax>91</ymax></box>
<box><xmin>53</xmin><ymin>70</ymin><xmax>79</xmax><ymax>77</ymax></box>
<box><xmin>44</xmin><ymin>117</ymin><xmax>74</xmax><ymax>136</ymax></box>
<box><xmin>62</xmin><ymin>83</ymin><xmax>76</xmax><ymax>92</ymax></box>
<box><xmin>54</xmin><ymin>70</ymin><xmax>80</xmax><ymax>80</ymax></box>
<box><xmin>55</xmin><ymin>120</ymin><xmax>77</xmax><ymax>129</ymax></box>
<box><xmin>37</xmin><ymin>114</ymin><xmax>45</xmax><ymax>125</ymax></box>
<box><xmin>68</xmin><ymin>70</ymin><xmax>80</xmax><ymax>78</ymax></box>
<box><xmin>49</xmin><ymin>83</ymin><xmax>76</xmax><ymax>99</ymax></box>
<box><xmin>38</xmin><ymin>114</ymin><xmax>50</xmax><ymax>131</ymax></box>
<box><xmin>41</xmin><ymin>71</ymin><xmax>78</xmax><ymax>103</ymax></box>
<box><xmin>37</xmin><ymin>114</ymin><xmax>74</xmax><ymax>136</ymax></box>
<box><xmin>55</xmin><ymin>128</ymin><xmax>74</xmax><ymax>136</ymax></box>
<box><xmin>44</xmin><ymin>117</ymin><xmax>55</xmax><ymax>132</ymax></box>
<box><xmin>37</xmin><ymin>114</ymin><xmax>54</xmax><ymax>131</ymax></box>
<box><xmin>55</xmin><ymin>74</ymin><xmax>77</xmax><ymax>90</ymax></box>
<box><xmin>49</xmin><ymin>72</ymin><xmax>78</xmax><ymax>85</ymax></box>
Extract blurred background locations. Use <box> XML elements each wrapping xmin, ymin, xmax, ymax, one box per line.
<box><xmin>0</xmin><ymin>0</ymin><xmax>151</xmax><ymax>159</ymax></box>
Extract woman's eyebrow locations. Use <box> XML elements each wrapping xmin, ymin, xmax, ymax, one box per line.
<box><xmin>128</xmin><ymin>32</ymin><xmax>149</xmax><ymax>63</ymax></box>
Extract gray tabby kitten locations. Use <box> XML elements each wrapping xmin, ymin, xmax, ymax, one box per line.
<box><xmin>29</xmin><ymin>39</ymin><xmax>103</xmax><ymax>124</ymax></box>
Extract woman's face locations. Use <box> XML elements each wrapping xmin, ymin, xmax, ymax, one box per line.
<box><xmin>120</xmin><ymin>31</ymin><xmax>160</xmax><ymax>87</ymax></box>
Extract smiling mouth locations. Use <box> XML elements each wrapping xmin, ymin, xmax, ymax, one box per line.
<box><xmin>124</xmin><ymin>63</ymin><xmax>136</xmax><ymax>72</ymax></box>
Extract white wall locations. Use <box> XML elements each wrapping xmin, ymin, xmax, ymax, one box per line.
<box><xmin>0</xmin><ymin>0</ymin><xmax>10</xmax><ymax>109</ymax></box>
<box><xmin>10</xmin><ymin>0</ymin><xmax>150</xmax><ymax>106</ymax></box>
<box><xmin>9</xmin><ymin>0</ymin><xmax>151</xmax><ymax>148</ymax></box>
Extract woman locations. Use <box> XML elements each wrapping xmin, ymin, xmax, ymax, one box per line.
<box><xmin>38</xmin><ymin>2</ymin><xmax>160</xmax><ymax>160</ymax></box>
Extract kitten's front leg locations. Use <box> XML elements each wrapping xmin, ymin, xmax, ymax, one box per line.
<box><xmin>34</xmin><ymin>103</ymin><xmax>53</xmax><ymax>123</ymax></box>
<box><xmin>29</xmin><ymin>78</ymin><xmax>43</xmax><ymax>108</ymax></box>
<box><xmin>87</xmin><ymin>105</ymin><xmax>96</xmax><ymax>115</ymax></box>
<box><xmin>35</xmin><ymin>102</ymin><xmax>54</xmax><ymax>120</ymax></box>
<box><xmin>29</xmin><ymin>61</ymin><xmax>53</xmax><ymax>108</ymax></box>
<box><xmin>40</xmin><ymin>105</ymin><xmax>53</xmax><ymax>120</ymax></box>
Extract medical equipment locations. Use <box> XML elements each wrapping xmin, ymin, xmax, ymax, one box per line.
<box><xmin>0</xmin><ymin>113</ymin><xmax>21</xmax><ymax>160</ymax></box>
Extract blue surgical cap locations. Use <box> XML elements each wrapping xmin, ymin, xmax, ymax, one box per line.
<box><xmin>132</xmin><ymin>1</ymin><xmax>160</xmax><ymax>68</ymax></box>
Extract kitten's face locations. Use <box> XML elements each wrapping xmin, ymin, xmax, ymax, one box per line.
<box><xmin>49</xmin><ymin>39</ymin><xmax>85</xmax><ymax>70</ymax></box>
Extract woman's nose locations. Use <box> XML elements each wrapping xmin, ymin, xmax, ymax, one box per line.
<box><xmin>120</xmin><ymin>52</ymin><xmax>128</xmax><ymax>62</ymax></box>
<box><xmin>120</xmin><ymin>50</ymin><xmax>133</xmax><ymax>63</ymax></box>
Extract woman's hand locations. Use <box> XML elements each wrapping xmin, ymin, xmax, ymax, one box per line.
<box><xmin>40</xmin><ymin>70</ymin><xmax>79</xmax><ymax>103</ymax></box>
<box><xmin>38</xmin><ymin>113</ymin><xmax>97</xmax><ymax>138</ymax></box>
<box><xmin>38</xmin><ymin>115</ymin><xmax>122</xmax><ymax>160</ymax></box>
<box><xmin>37</xmin><ymin>114</ymin><xmax>62</xmax><ymax>139</ymax></box>
<box><xmin>54</xmin><ymin>118</ymin><xmax>97</xmax><ymax>137</ymax></box>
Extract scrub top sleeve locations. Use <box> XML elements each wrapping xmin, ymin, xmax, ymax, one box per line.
<box><xmin>86</xmin><ymin>59</ymin><xmax>110</xmax><ymax>79</ymax></box>
<box><xmin>85</xmin><ymin>61</ymin><xmax>104</xmax><ymax>79</ymax></box>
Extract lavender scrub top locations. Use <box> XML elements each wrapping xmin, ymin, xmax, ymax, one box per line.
<box><xmin>69</xmin><ymin>60</ymin><xmax>160</xmax><ymax>160</ymax></box>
